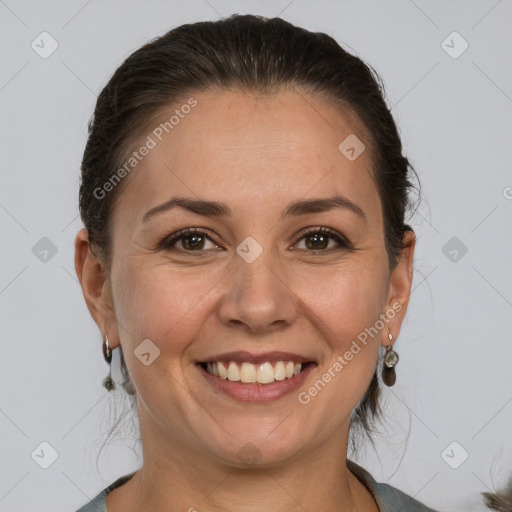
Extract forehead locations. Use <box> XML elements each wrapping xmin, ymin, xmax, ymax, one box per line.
<box><xmin>113</xmin><ymin>87</ymin><xmax>381</xmax><ymax>228</ymax></box>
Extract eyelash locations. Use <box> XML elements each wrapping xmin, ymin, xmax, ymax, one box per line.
<box><xmin>158</xmin><ymin>226</ymin><xmax>352</xmax><ymax>255</ymax></box>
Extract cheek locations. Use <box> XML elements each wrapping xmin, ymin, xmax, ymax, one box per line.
<box><xmin>289</xmin><ymin>265</ymin><xmax>386</xmax><ymax>432</ymax></box>
<box><xmin>111</xmin><ymin>262</ymin><xmax>220</xmax><ymax>410</ymax></box>
<box><xmin>290</xmin><ymin>261</ymin><xmax>388</xmax><ymax>344</ymax></box>
<box><xmin>112</xmin><ymin>262</ymin><xmax>218</xmax><ymax>349</ymax></box>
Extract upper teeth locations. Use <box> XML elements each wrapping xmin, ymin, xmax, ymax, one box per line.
<box><xmin>206</xmin><ymin>361</ymin><xmax>302</xmax><ymax>384</ymax></box>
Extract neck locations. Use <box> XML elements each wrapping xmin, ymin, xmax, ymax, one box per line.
<box><xmin>106</xmin><ymin>416</ymin><xmax>379</xmax><ymax>512</ymax></box>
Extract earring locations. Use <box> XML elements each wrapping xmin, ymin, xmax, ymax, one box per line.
<box><xmin>382</xmin><ymin>331</ymin><xmax>399</xmax><ymax>387</ymax></box>
<box><xmin>102</xmin><ymin>334</ymin><xmax>115</xmax><ymax>391</ymax></box>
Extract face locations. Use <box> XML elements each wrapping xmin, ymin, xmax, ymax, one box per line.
<box><xmin>76</xmin><ymin>87</ymin><xmax>414</xmax><ymax>469</ymax></box>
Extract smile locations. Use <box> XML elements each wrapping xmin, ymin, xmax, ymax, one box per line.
<box><xmin>196</xmin><ymin>351</ymin><xmax>317</xmax><ymax>402</ymax></box>
<box><xmin>200</xmin><ymin>360</ymin><xmax>313</xmax><ymax>384</ymax></box>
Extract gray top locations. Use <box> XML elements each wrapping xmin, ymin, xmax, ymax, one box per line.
<box><xmin>75</xmin><ymin>460</ymin><xmax>439</xmax><ymax>512</ymax></box>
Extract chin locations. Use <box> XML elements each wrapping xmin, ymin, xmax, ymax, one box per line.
<box><xmin>195</xmin><ymin>424</ymin><xmax>308</xmax><ymax>469</ymax></box>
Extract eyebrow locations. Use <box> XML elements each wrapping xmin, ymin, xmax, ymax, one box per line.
<box><xmin>142</xmin><ymin>194</ymin><xmax>366</xmax><ymax>223</ymax></box>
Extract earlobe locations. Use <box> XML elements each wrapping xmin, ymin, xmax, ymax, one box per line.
<box><xmin>383</xmin><ymin>230</ymin><xmax>416</xmax><ymax>343</ymax></box>
<box><xmin>74</xmin><ymin>228</ymin><xmax>119</xmax><ymax>347</ymax></box>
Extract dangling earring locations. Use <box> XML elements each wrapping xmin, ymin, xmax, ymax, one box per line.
<box><xmin>382</xmin><ymin>331</ymin><xmax>399</xmax><ymax>387</ymax></box>
<box><xmin>102</xmin><ymin>334</ymin><xmax>115</xmax><ymax>391</ymax></box>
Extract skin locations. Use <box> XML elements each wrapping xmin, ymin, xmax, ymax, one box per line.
<box><xmin>75</xmin><ymin>87</ymin><xmax>415</xmax><ymax>512</ymax></box>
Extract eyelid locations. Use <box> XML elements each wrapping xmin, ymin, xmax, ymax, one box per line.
<box><xmin>157</xmin><ymin>227</ymin><xmax>222</xmax><ymax>252</ymax></box>
<box><xmin>159</xmin><ymin>225</ymin><xmax>352</xmax><ymax>254</ymax></box>
<box><xmin>292</xmin><ymin>226</ymin><xmax>352</xmax><ymax>250</ymax></box>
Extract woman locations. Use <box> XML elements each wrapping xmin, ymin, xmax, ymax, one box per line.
<box><xmin>74</xmin><ymin>14</ymin><xmax>438</xmax><ymax>512</ymax></box>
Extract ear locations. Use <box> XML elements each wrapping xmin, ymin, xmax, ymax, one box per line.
<box><xmin>381</xmin><ymin>230</ymin><xmax>416</xmax><ymax>345</ymax></box>
<box><xmin>74</xmin><ymin>228</ymin><xmax>120</xmax><ymax>349</ymax></box>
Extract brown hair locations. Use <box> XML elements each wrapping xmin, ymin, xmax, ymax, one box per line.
<box><xmin>79</xmin><ymin>14</ymin><xmax>420</xmax><ymax>448</ymax></box>
<box><xmin>483</xmin><ymin>480</ymin><xmax>512</xmax><ymax>512</ymax></box>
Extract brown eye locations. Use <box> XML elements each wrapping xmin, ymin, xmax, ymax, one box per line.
<box><xmin>160</xmin><ymin>228</ymin><xmax>220</xmax><ymax>252</ymax></box>
<box><xmin>181</xmin><ymin>233</ymin><xmax>206</xmax><ymax>250</ymax></box>
<box><xmin>304</xmin><ymin>232</ymin><xmax>329</xmax><ymax>250</ymax></box>
<box><xmin>294</xmin><ymin>227</ymin><xmax>351</xmax><ymax>252</ymax></box>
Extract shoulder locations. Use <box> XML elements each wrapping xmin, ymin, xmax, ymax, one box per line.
<box><xmin>75</xmin><ymin>489</ymin><xmax>108</xmax><ymax>512</ymax></box>
<box><xmin>74</xmin><ymin>472</ymin><xmax>137</xmax><ymax>512</ymax></box>
<box><xmin>347</xmin><ymin>459</ymin><xmax>440</xmax><ymax>512</ymax></box>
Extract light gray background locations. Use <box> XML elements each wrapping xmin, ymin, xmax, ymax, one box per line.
<box><xmin>1</xmin><ymin>1</ymin><xmax>511</xmax><ymax>511</ymax></box>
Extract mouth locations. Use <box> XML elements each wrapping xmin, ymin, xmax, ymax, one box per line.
<box><xmin>195</xmin><ymin>351</ymin><xmax>317</xmax><ymax>402</ymax></box>
<box><xmin>197</xmin><ymin>360</ymin><xmax>316</xmax><ymax>385</ymax></box>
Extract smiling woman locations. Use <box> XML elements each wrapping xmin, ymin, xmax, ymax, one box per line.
<box><xmin>73</xmin><ymin>14</ymin><xmax>437</xmax><ymax>512</ymax></box>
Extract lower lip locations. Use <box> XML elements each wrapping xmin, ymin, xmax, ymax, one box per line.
<box><xmin>197</xmin><ymin>363</ymin><xmax>316</xmax><ymax>402</ymax></box>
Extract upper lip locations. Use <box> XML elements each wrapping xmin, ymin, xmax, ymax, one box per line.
<box><xmin>198</xmin><ymin>351</ymin><xmax>315</xmax><ymax>364</ymax></box>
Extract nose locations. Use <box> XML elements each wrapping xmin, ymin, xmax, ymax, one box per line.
<box><xmin>217</xmin><ymin>251</ymin><xmax>298</xmax><ymax>335</ymax></box>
